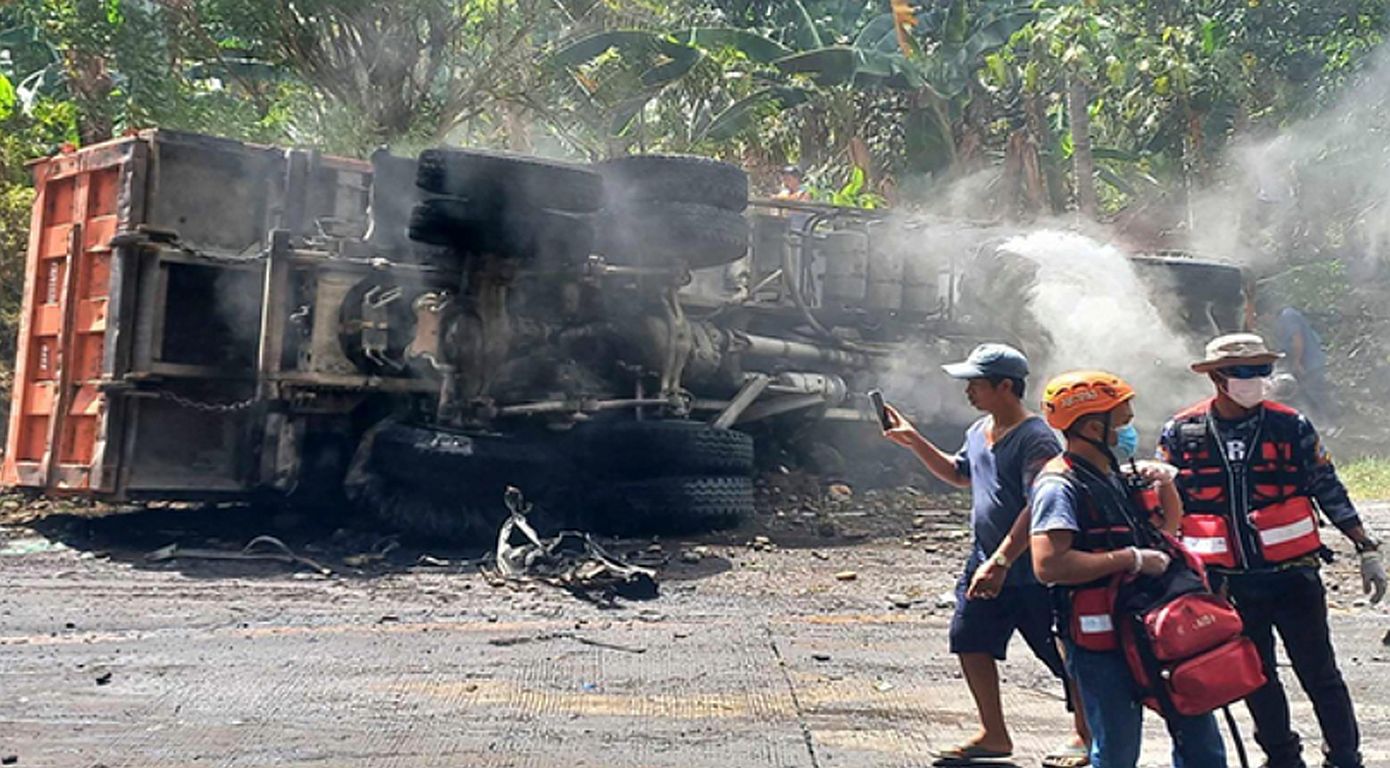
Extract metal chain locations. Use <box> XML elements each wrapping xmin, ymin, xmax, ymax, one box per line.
<box><xmin>156</xmin><ymin>389</ymin><xmax>261</xmax><ymax>413</ymax></box>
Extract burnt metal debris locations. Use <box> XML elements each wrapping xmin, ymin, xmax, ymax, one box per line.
<box><xmin>146</xmin><ymin>535</ymin><xmax>333</xmax><ymax>575</ymax></box>
<box><xmin>490</xmin><ymin>487</ymin><xmax>658</xmax><ymax>602</ymax></box>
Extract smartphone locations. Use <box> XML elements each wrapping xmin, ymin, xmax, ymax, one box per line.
<box><xmin>868</xmin><ymin>389</ymin><xmax>893</xmax><ymax>431</ymax></box>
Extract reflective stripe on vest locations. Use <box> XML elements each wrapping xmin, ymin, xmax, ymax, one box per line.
<box><xmin>1183</xmin><ymin>535</ymin><xmax>1230</xmax><ymax>557</ymax></box>
<box><xmin>1078</xmin><ymin>613</ymin><xmax>1115</xmax><ymax>635</ymax></box>
<box><xmin>1260</xmin><ymin>515</ymin><xmax>1316</xmax><ymax>547</ymax></box>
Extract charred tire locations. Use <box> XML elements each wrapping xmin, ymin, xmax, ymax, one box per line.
<box><xmin>598</xmin><ymin>202</ymin><xmax>749</xmax><ymax>269</ymax></box>
<box><xmin>407</xmin><ymin>198</ymin><xmax>595</xmax><ymax>261</ymax></box>
<box><xmin>359</xmin><ymin>424</ymin><xmax>575</xmax><ymax>543</ymax></box>
<box><xmin>416</xmin><ymin>148</ymin><xmax>604</xmax><ymax>213</ymax></box>
<box><xmin>353</xmin><ymin>470</ymin><xmax>502</xmax><ymax>543</ymax></box>
<box><xmin>369</xmin><ymin>424</ymin><xmax>562</xmax><ymax>488</ymax></box>
<box><xmin>582</xmin><ymin>420</ymin><xmax>755</xmax><ymax>479</ymax></box>
<box><xmin>599</xmin><ymin>476</ymin><xmax>754</xmax><ymax>535</ymax></box>
<box><xmin>596</xmin><ymin>155</ymin><xmax>748</xmax><ymax>212</ymax></box>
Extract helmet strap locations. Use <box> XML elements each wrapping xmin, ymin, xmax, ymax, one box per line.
<box><xmin>1076</xmin><ymin>411</ymin><xmax>1122</xmax><ymax>474</ymax></box>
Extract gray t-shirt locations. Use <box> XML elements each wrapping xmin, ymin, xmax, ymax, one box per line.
<box><xmin>954</xmin><ymin>415</ymin><xmax>1062</xmax><ymax>586</ymax></box>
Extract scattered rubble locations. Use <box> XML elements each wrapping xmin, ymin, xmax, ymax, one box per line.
<box><xmin>491</xmin><ymin>487</ymin><xmax>657</xmax><ymax>601</ymax></box>
<box><xmin>680</xmin><ymin>546</ymin><xmax>711</xmax><ymax>564</ymax></box>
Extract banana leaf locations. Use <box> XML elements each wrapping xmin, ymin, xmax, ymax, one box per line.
<box><xmin>640</xmin><ymin>46</ymin><xmax>702</xmax><ymax>87</ymax></box>
<box><xmin>552</xmin><ymin>30</ymin><xmax>689</xmax><ymax>68</ymax></box>
<box><xmin>701</xmin><ymin>86</ymin><xmax>810</xmax><ymax>141</ymax></box>
<box><xmin>685</xmin><ymin>28</ymin><xmax>793</xmax><ymax>63</ymax></box>
<box><xmin>774</xmin><ymin>46</ymin><xmax>858</xmax><ymax>86</ymax></box>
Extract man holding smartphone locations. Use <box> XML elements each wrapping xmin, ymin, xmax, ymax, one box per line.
<box><xmin>881</xmin><ymin>343</ymin><xmax>1089</xmax><ymax>767</ymax></box>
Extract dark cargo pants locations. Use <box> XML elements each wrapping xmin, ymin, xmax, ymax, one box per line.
<box><xmin>1222</xmin><ymin>567</ymin><xmax>1361</xmax><ymax>768</ymax></box>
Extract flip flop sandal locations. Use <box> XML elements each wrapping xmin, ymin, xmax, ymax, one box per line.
<box><xmin>931</xmin><ymin>744</ymin><xmax>1013</xmax><ymax>766</ymax></box>
<box><xmin>1041</xmin><ymin>741</ymin><xmax>1091</xmax><ymax>768</ymax></box>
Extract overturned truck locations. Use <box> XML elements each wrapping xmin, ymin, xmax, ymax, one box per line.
<box><xmin>1</xmin><ymin>131</ymin><xmax>1245</xmax><ymax>539</ymax></box>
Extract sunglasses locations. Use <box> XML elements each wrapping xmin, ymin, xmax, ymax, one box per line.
<box><xmin>1218</xmin><ymin>363</ymin><xmax>1274</xmax><ymax>379</ymax></box>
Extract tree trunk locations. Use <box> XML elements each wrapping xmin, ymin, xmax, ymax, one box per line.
<box><xmin>1024</xmin><ymin>93</ymin><xmax>1066</xmax><ymax>213</ymax></box>
<box><xmin>503</xmin><ymin>102</ymin><xmax>532</xmax><ymax>152</ymax></box>
<box><xmin>66</xmin><ymin>52</ymin><xmax>114</xmax><ymax>145</ymax></box>
<box><xmin>798</xmin><ymin>106</ymin><xmax>827</xmax><ymax>168</ymax></box>
<box><xmin>1067</xmin><ymin>75</ymin><xmax>1097</xmax><ymax>217</ymax></box>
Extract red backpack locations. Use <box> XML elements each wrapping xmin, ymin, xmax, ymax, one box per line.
<box><xmin>1116</xmin><ymin>530</ymin><xmax>1267</xmax><ymax>717</ymax></box>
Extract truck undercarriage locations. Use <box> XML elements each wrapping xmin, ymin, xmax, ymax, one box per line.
<box><xmin>1</xmin><ymin>131</ymin><xmax>1246</xmax><ymax>540</ymax></box>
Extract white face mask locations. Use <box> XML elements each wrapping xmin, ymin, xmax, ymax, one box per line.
<box><xmin>1224</xmin><ymin>377</ymin><xmax>1267</xmax><ymax>408</ymax></box>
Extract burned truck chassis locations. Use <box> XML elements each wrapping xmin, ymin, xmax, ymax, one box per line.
<box><xmin>2</xmin><ymin>131</ymin><xmax>1246</xmax><ymax>540</ymax></box>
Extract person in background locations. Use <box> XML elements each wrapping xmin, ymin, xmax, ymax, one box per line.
<box><xmin>774</xmin><ymin>164</ymin><xmax>811</xmax><ymax>201</ymax></box>
<box><xmin>1254</xmin><ymin>295</ymin><xmax>1338</xmax><ymax>428</ymax></box>
<box><xmin>882</xmin><ymin>343</ymin><xmax>1090</xmax><ymax>768</ymax></box>
<box><xmin>1031</xmin><ymin>370</ymin><xmax>1225</xmax><ymax>768</ymax></box>
<box><xmin>1159</xmin><ymin>333</ymin><xmax>1385</xmax><ymax>768</ymax></box>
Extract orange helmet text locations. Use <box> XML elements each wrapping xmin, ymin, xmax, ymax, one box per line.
<box><xmin>1041</xmin><ymin>370</ymin><xmax>1136</xmax><ymax>431</ymax></box>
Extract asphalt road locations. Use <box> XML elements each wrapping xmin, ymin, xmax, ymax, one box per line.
<box><xmin>1</xmin><ymin>497</ymin><xmax>1387</xmax><ymax>768</ymax></box>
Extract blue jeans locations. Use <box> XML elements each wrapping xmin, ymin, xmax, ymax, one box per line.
<box><xmin>1065</xmin><ymin>641</ymin><xmax>1227</xmax><ymax>768</ymax></box>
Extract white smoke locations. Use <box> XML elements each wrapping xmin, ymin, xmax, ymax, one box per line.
<box><xmin>1000</xmin><ymin>229</ymin><xmax>1212</xmax><ymax>429</ymax></box>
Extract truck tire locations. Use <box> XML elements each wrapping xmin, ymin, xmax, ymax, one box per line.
<box><xmin>353</xmin><ymin>423</ymin><xmax>576</xmax><ymax>542</ymax></box>
<box><xmin>598</xmin><ymin>202</ymin><xmax>749</xmax><ymax>269</ymax></box>
<box><xmin>580</xmin><ymin>420</ymin><xmax>755</xmax><ymax>479</ymax></box>
<box><xmin>407</xmin><ymin>198</ymin><xmax>594</xmax><ymax>261</ymax></box>
<box><xmin>598</xmin><ymin>475</ymin><xmax>754</xmax><ymax>535</ymax></box>
<box><xmin>369</xmin><ymin>424</ymin><xmax>563</xmax><ymax>487</ymax></box>
<box><xmin>416</xmin><ymin>148</ymin><xmax>604</xmax><ymax>213</ymax></box>
<box><xmin>596</xmin><ymin>155</ymin><xmax>748</xmax><ymax>211</ymax></box>
<box><xmin>354</xmin><ymin>470</ymin><xmax>503</xmax><ymax>543</ymax></box>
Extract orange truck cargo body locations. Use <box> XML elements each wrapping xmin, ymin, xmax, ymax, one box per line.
<box><xmin>2</xmin><ymin>130</ymin><xmax>369</xmax><ymax>498</ymax></box>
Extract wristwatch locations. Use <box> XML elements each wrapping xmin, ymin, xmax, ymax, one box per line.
<box><xmin>991</xmin><ymin>552</ymin><xmax>1010</xmax><ymax>568</ymax></box>
<box><xmin>1355</xmin><ymin>536</ymin><xmax>1381</xmax><ymax>554</ymax></box>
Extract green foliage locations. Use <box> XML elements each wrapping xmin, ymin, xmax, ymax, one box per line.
<box><xmin>1339</xmin><ymin>457</ymin><xmax>1390</xmax><ymax>500</ymax></box>
<box><xmin>1260</xmin><ymin>261</ymin><xmax>1351</xmax><ymax>318</ymax></box>
<box><xmin>812</xmin><ymin>165</ymin><xmax>886</xmax><ymax>208</ymax></box>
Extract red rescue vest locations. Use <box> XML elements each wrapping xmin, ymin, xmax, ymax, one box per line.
<box><xmin>1167</xmin><ymin>399</ymin><xmax>1322</xmax><ymax>570</ymax></box>
<box><xmin>1038</xmin><ymin>454</ymin><xmax>1142</xmax><ymax>652</ymax></box>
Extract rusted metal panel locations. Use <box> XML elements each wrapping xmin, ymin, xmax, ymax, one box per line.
<box><xmin>2</xmin><ymin>159</ymin><xmax>54</xmax><ymax>487</ymax></box>
<box><xmin>4</xmin><ymin>131</ymin><xmax>373</xmax><ymax>498</ymax></box>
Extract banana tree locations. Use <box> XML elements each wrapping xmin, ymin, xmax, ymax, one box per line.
<box><xmin>546</xmin><ymin>0</ymin><xmax>955</xmax><ymax>156</ymax></box>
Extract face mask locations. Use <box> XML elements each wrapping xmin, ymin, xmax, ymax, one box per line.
<box><xmin>1224</xmin><ymin>377</ymin><xmax>1267</xmax><ymax>409</ymax></box>
<box><xmin>1114</xmin><ymin>424</ymin><xmax>1140</xmax><ymax>461</ymax></box>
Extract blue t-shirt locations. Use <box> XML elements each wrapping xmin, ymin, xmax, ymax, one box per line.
<box><xmin>1274</xmin><ymin>307</ymin><xmax>1326</xmax><ymax>373</ymax></box>
<box><xmin>954</xmin><ymin>415</ymin><xmax>1061</xmax><ymax>586</ymax></box>
<box><xmin>1030</xmin><ymin>473</ymin><xmax>1083</xmax><ymax>536</ymax></box>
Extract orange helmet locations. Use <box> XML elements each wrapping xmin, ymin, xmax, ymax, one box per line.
<box><xmin>1042</xmin><ymin>370</ymin><xmax>1136</xmax><ymax>430</ymax></box>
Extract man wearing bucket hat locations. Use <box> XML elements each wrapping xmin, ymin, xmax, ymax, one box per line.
<box><xmin>1158</xmin><ymin>333</ymin><xmax>1385</xmax><ymax>768</ymax></box>
<box><xmin>881</xmin><ymin>343</ymin><xmax>1090</xmax><ymax>767</ymax></box>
